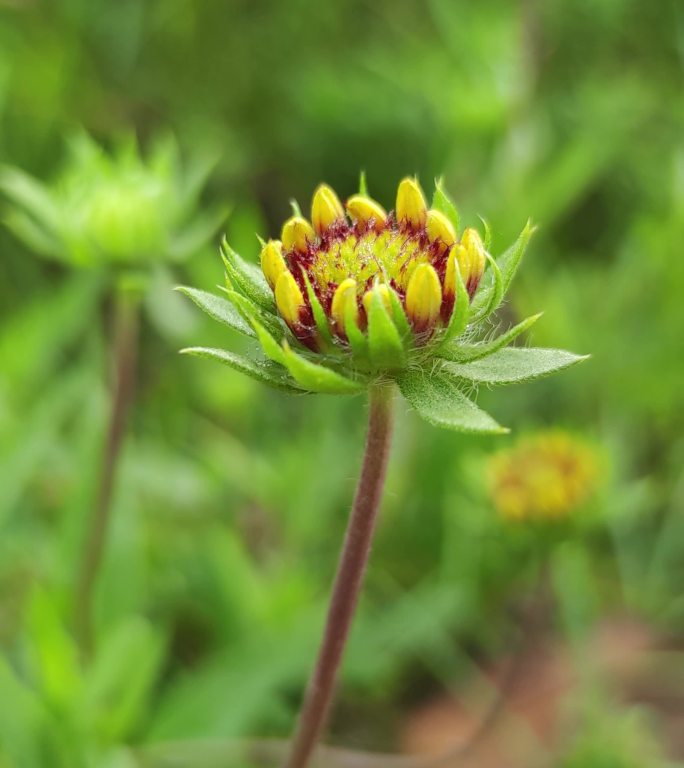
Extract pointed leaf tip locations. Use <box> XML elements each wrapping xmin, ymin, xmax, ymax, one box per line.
<box><xmin>179</xmin><ymin>346</ymin><xmax>303</xmax><ymax>392</ymax></box>
<box><xmin>442</xmin><ymin>347</ymin><xmax>589</xmax><ymax>385</ymax></box>
<box><xmin>176</xmin><ymin>285</ymin><xmax>255</xmax><ymax>337</ymax></box>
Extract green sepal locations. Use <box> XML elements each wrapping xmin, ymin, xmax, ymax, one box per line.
<box><xmin>499</xmin><ymin>219</ymin><xmax>536</xmax><ymax>295</ymax></box>
<box><xmin>478</xmin><ymin>215</ymin><xmax>492</xmax><ymax>251</ymax></box>
<box><xmin>387</xmin><ymin>286</ymin><xmax>412</xmax><ymax>342</ymax></box>
<box><xmin>359</xmin><ymin>170</ymin><xmax>369</xmax><ymax>196</ymax></box>
<box><xmin>438</xmin><ymin>313</ymin><xmax>543</xmax><ymax>363</ymax></box>
<box><xmin>398</xmin><ymin>369</ymin><xmax>507</xmax><ymax>434</ymax></box>
<box><xmin>222</xmin><ymin>287</ymin><xmax>284</xmax><ymax>342</ymax></box>
<box><xmin>439</xmin><ymin>260</ymin><xmax>469</xmax><ymax>345</ymax></box>
<box><xmin>281</xmin><ymin>342</ymin><xmax>365</xmax><ymax>394</ymax></box>
<box><xmin>3</xmin><ymin>208</ymin><xmax>63</xmax><ymax>261</ymax></box>
<box><xmin>220</xmin><ymin>238</ymin><xmax>274</xmax><ymax>310</ymax></box>
<box><xmin>180</xmin><ymin>347</ymin><xmax>303</xmax><ymax>392</ymax></box>
<box><xmin>442</xmin><ymin>347</ymin><xmax>589</xmax><ymax>385</ymax></box>
<box><xmin>223</xmin><ymin>290</ymin><xmax>286</xmax><ymax>363</ymax></box>
<box><xmin>469</xmin><ymin>252</ymin><xmax>503</xmax><ymax>323</ymax></box>
<box><xmin>367</xmin><ymin>288</ymin><xmax>406</xmax><ymax>370</ymax></box>
<box><xmin>469</xmin><ymin>220</ymin><xmax>535</xmax><ymax>317</ymax></box>
<box><xmin>0</xmin><ymin>164</ymin><xmax>73</xmax><ymax>261</ymax></box>
<box><xmin>289</xmin><ymin>199</ymin><xmax>303</xmax><ymax>217</ymax></box>
<box><xmin>175</xmin><ymin>286</ymin><xmax>255</xmax><ymax>338</ymax></box>
<box><xmin>168</xmin><ymin>205</ymin><xmax>228</xmax><ymax>262</ymax></box>
<box><xmin>345</xmin><ymin>300</ymin><xmax>368</xmax><ymax>359</ymax></box>
<box><xmin>302</xmin><ymin>272</ymin><xmax>334</xmax><ymax>351</ymax></box>
<box><xmin>431</xmin><ymin>178</ymin><xmax>460</xmax><ymax>233</ymax></box>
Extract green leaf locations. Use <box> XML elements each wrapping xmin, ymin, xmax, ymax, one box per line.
<box><xmin>25</xmin><ymin>588</ymin><xmax>81</xmax><ymax>706</ymax></box>
<box><xmin>281</xmin><ymin>343</ymin><xmax>365</xmax><ymax>394</ymax></box>
<box><xmin>439</xmin><ymin>313</ymin><xmax>542</xmax><ymax>363</ymax></box>
<box><xmin>81</xmin><ymin>618</ymin><xmax>166</xmax><ymax>742</ymax></box>
<box><xmin>431</xmin><ymin>178</ymin><xmax>460</xmax><ymax>232</ymax></box>
<box><xmin>469</xmin><ymin>252</ymin><xmax>503</xmax><ymax>322</ymax></box>
<box><xmin>180</xmin><ymin>347</ymin><xmax>303</xmax><ymax>392</ymax></box>
<box><xmin>440</xmin><ymin>259</ymin><xmax>469</xmax><ymax>345</ymax></box>
<box><xmin>398</xmin><ymin>370</ymin><xmax>507</xmax><ymax>434</ymax></box>
<box><xmin>176</xmin><ymin>286</ymin><xmax>255</xmax><ymax>337</ymax></box>
<box><xmin>0</xmin><ymin>658</ymin><xmax>47</xmax><ymax>766</ymax></box>
<box><xmin>367</xmin><ymin>289</ymin><xmax>406</xmax><ymax>369</ymax></box>
<box><xmin>220</xmin><ymin>238</ymin><xmax>274</xmax><ymax>310</ymax></box>
<box><xmin>443</xmin><ymin>347</ymin><xmax>589</xmax><ymax>385</ymax></box>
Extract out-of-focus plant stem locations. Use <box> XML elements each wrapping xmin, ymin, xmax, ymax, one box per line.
<box><xmin>284</xmin><ymin>383</ymin><xmax>395</xmax><ymax>768</ymax></box>
<box><xmin>75</xmin><ymin>284</ymin><xmax>139</xmax><ymax>660</ymax></box>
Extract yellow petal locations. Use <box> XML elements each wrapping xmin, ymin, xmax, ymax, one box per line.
<box><xmin>444</xmin><ymin>244</ymin><xmax>470</xmax><ymax>298</ymax></box>
<box><xmin>275</xmin><ymin>269</ymin><xmax>305</xmax><ymax>326</ymax></box>
<box><xmin>460</xmin><ymin>227</ymin><xmax>485</xmax><ymax>287</ymax></box>
<box><xmin>331</xmin><ymin>277</ymin><xmax>358</xmax><ymax>335</ymax></box>
<box><xmin>281</xmin><ymin>216</ymin><xmax>316</xmax><ymax>253</ymax></box>
<box><xmin>260</xmin><ymin>239</ymin><xmax>286</xmax><ymax>289</ymax></box>
<box><xmin>396</xmin><ymin>177</ymin><xmax>427</xmax><ymax>229</ymax></box>
<box><xmin>346</xmin><ymin>195</ymin><xmax>387</xmax><ymax>231</ymax></box>
<box><xmin>443</xmin><ymin>246</ymin><xmax>456</xmax><ymax>299</ymax></box>
<box><xmin>454</xmin><ymin>242</ymin><xmax>473</xmax><ymax>281</ymax></box>
<box><xmin>311</xmin><ymin>184</ymin><xmax>345</xmax><ymax>235</ymax></box>
<box><xmin>426</xmin><ymin>209</ymin><xmax>456</xmax><ymax>247</ymax></box>
<box><xmin>362</xmin><ymin>283</ymin><xmax>392</xmax><ymax>315</ymax></box>
<box><xmin>405</xmin><ymin>263</ymin><xmax>442</xmax><ymax>330</ymax></box>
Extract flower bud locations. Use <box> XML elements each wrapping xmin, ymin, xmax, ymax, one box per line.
<box><xmin>311</xmin><ymin>184</ymin><xmax>345</xmax><ymax>235</ymax></box>
<box><xmin>444</xmin><ymin>244</ymin><xmax>466</xmax><ymax>300</ymax></box>
<box><xmin>405</xmin><ymin>263</ymin><xmax>442</xmax><ymax>331</ymax></box>
<box><xmin>260</xmin><ymin>239</ymin><xmax>287</xmax><ymax>289</ymax></box>
<box><xmin>426</xmin><ymin>209</ymin><xmax>456</xmax><ymax>248</ymax></box>
<box><xmin>362</xmin><ymin>283</ymin><xmax>392</xmax><ymax>315</ymax></box>
<box><xmin>346</xmin><ymin>195</ymin><xmax>387</xmax><ymax>231</ymax></box>
<box><xmin>331</xmin><ymin>278</ymin><xmax>358</xmax><ymax>336</ymax></box>
<box><xmin>275</xmin><ymin>269</ymin><xmax>305</xmax><ymax>326</ymax></box>
<box><xmin>396</xmin><ymin>177</ymin><xmax>427</xmax><ymax>229</ymax></box>
<box><xmin>282</xmin><ymin>216</ymin><xmax>316</xmax><ymax>253</ymax></box>
<box><xmin>459</xmin><ymin>227</ymin><xmax>485</xmax><ymax>291</ymax></box>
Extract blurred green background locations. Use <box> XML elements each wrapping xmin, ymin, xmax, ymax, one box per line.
<box><xmin>1</xmin><ymin>1</ymin><xmax>683</xmax><ymax>766</ymax></box>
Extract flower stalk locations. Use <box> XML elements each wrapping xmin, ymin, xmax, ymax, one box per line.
<box><xmin>284</xmin><ymin>383</ymin><xmax>396</xmax><ymax>768</ymax></box>
<box><xmin>75</xmin><ymin>285</ymin><xmax>139</xmax><ymax>659</ymax></box>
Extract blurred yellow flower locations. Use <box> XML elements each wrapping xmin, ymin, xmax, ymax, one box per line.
<box><xmin>488</xmin><ymin>432</ymin><xmax>599</xmax><ymax>522</ymax></box>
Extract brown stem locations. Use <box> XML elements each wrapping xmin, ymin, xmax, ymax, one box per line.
<box><xmin>284</xmin><ymin>383</ymin><xmax>396</xmax><ymax>768</ymax></box>
<box><xmin>75</xmin><ymin>287</ymin><xmax>139</xmax><ymax>660</ymax></box>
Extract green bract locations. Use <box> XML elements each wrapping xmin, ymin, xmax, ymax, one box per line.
<box><xmin>180</xmin><ymin>176</ymin><xmax>587</xmax><ymax>433</ymax></box>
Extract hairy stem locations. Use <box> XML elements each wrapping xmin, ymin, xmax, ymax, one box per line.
<box><xmin>284</xmin><ymin>383</ymin><xmax>396</xmax><ymax>768</ymax></box>
<box><xmin>75</xmin><ymin>287</ymin><xmax>139</xmax><ymax>660</ymax></box>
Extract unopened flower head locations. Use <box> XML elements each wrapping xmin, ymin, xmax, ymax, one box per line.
<box><xmin>264</xmin><ymin>178</ymin><xmax>485</xmax><ymax>353</ymax></box>
<box><xmin>489</xmin><ymin>432</ymin><xmax>599</xmax><ymax>522</ymax></box>
<box><xmin>181</xmin><ymin>172</ymin><xmax>586</xmax><ymax>433</ymax></box>
<box><xmin>0</xmin><ymin>132</ymin><xmax>222</xmax><ymax>268</ymax></box>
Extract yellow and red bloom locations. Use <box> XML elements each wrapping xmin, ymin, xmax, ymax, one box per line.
<box><xmin>181</xmin><ymin>174</ymin><xmax>586</xmax><ymax>433</ymax></box>
<box><xmin>489</xmin><ymin>432</ymin><xmax>600</xmax><ymax>522</ymax></box>
<box><xmin>262</xmin><ymin>178</ymin><xmax>485</xmax><ymax>352</ymax></box>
